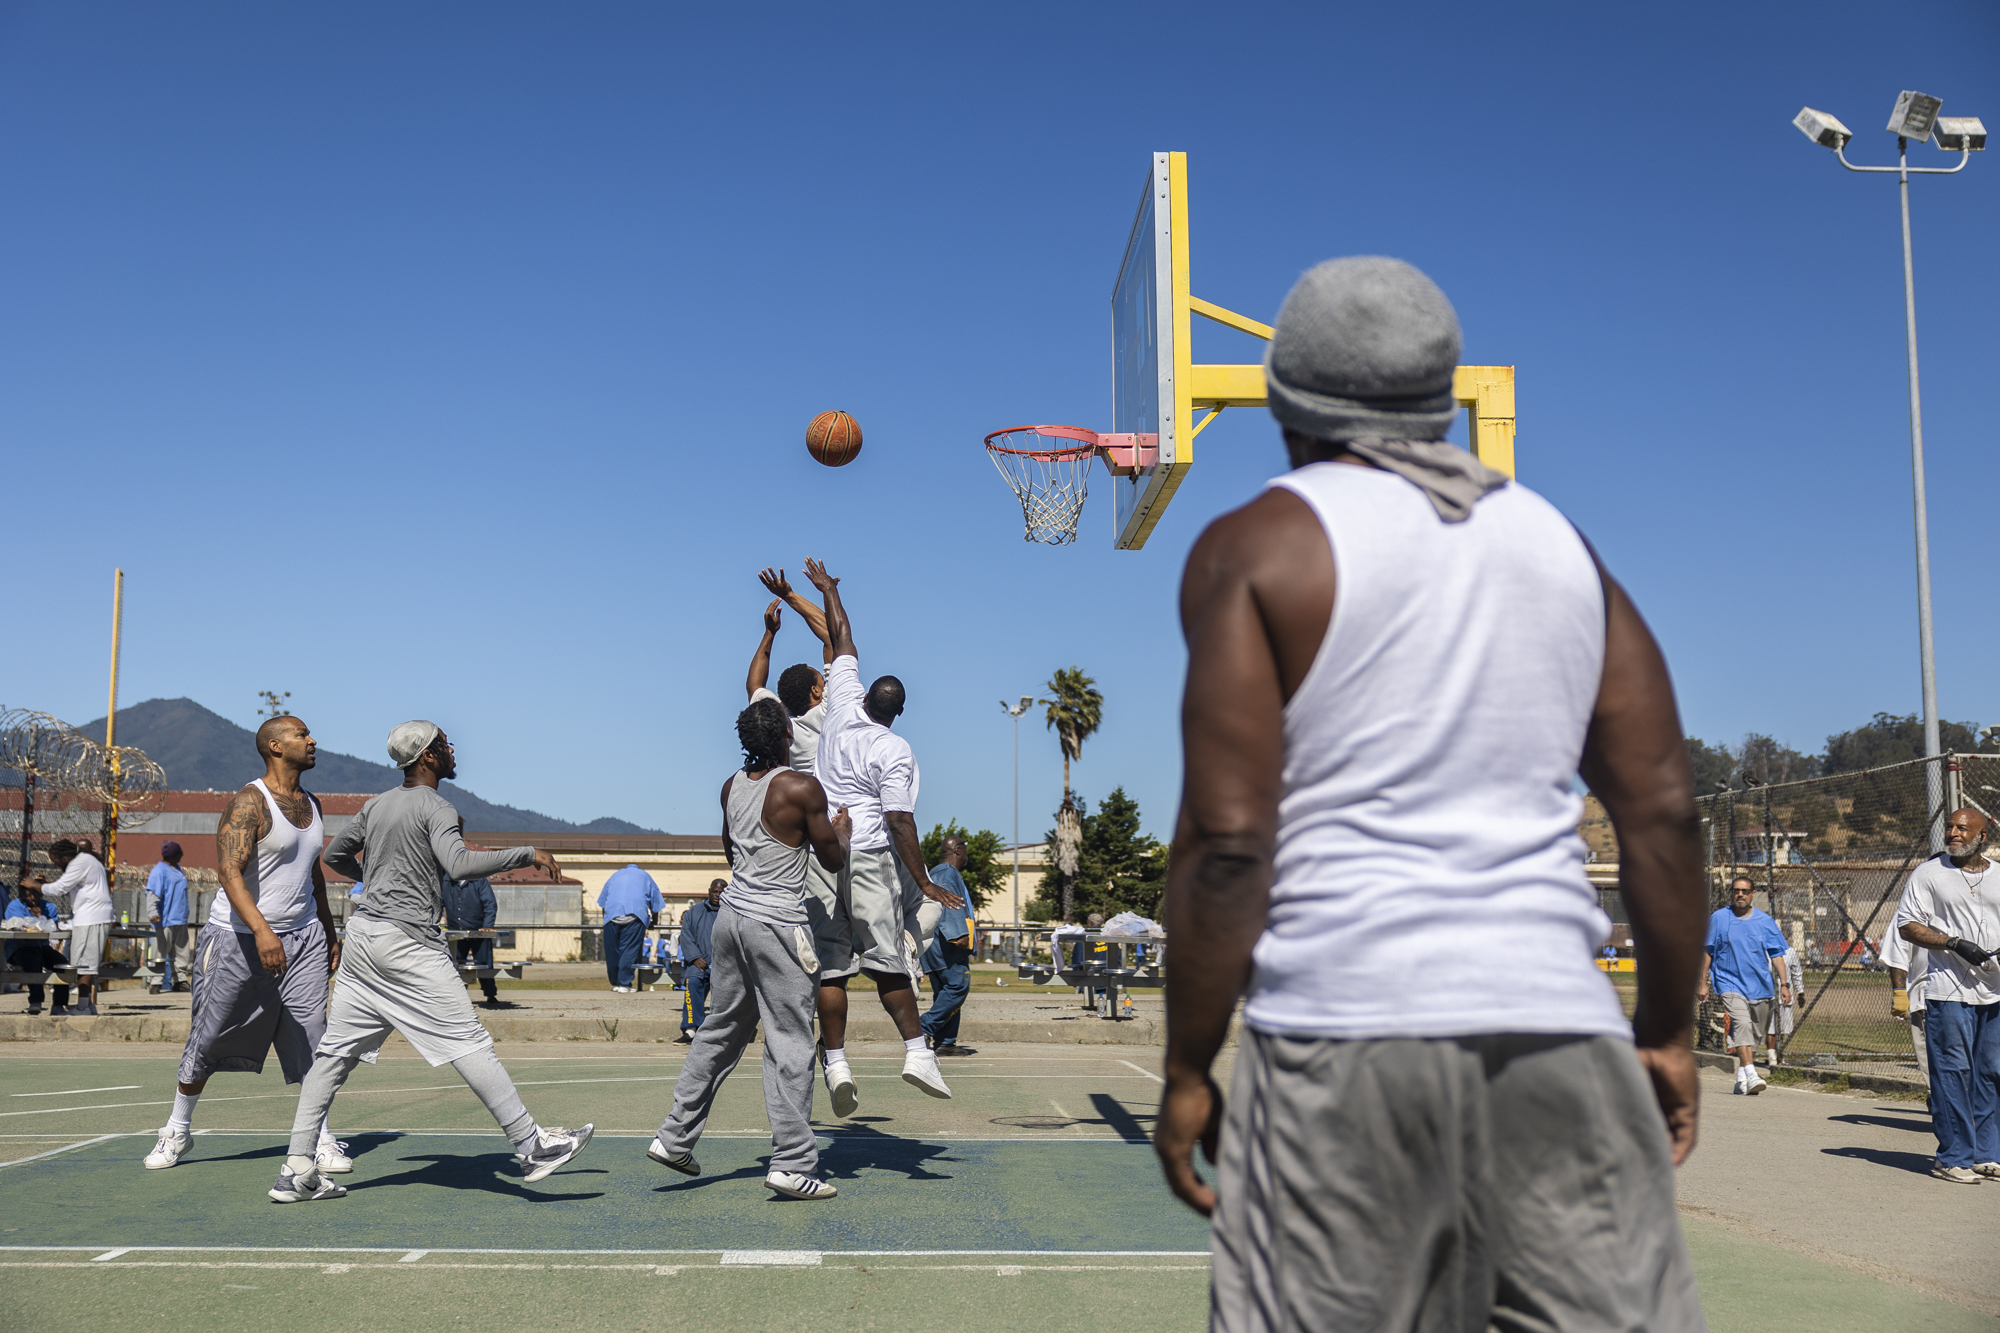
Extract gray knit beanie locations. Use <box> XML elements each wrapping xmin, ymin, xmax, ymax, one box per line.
<box><xmin>1265</xmin><ymin>256</ymin><xmax>1462</xmax><ymax>442</ymax></box>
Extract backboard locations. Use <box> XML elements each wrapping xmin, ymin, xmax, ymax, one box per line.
<box><xmin>1109</xmin><ymin>152</ymin><xmax>1189</xmax><ymax>550</ymax></box>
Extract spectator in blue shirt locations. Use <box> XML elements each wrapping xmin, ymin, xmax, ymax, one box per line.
<box><xmin>920</xmin><ymin>837</ymin><xmax>977</xmax><ymax>1056</ymax></box>
<box><xmin>599</xmin><ymin>864</ymin><xmax>666</xmax><ymax>995</ymax></box>
<box><xmin>443</xmin><ymin>872</ymin><xmax>502</xmax><ymax>1006</ymax></box>
<box><xmin>5</xmin><ymin>885</ymin><xmax>70</xmax><ymax>1015</ymax></box>
<box><xmin>146</xmin><ymin>841</ymin><xmax>192</xmax><ymax>992</ymax></box>
<box><xmin>1698</xmin><ymin>876</ymin><xmax>1794</xmax><ymax>1095</ymax></box>
<box><xmin>676</xmin><ymin>879</ymin><xmax>724</xmax><ymax>1041</ymax></box>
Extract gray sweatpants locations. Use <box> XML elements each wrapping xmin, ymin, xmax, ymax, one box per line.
<box><xmin>655</xmin><ymin>906</ymin><xmax>820</xmax><ymax>1174</ymax></box>
<box><xmin>1911</xmin><ymin>1008</ymin><xmax>1930</xmax><ymax>1087</ymax></box>
<box><xmin>1212</xmin><ymin>1030</ymin><xmax>1705</xmax><ymax>1333</ymax></box>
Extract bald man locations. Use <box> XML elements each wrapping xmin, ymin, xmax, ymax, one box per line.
<box><xmin>144</xmin><ymin>716</ymin><xmax>347</xmax><ymax>1173</ymax></box>
<box><xmin>1894</xmin><ymin>807</ymin><xmax>2000</xmax><ymax>1183</ymax></box>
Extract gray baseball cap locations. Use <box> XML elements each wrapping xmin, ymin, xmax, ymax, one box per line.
<box><xmin>386</xmin><ymin>720</ymin><xmax>441</xmax><ymax>769</ymax></box>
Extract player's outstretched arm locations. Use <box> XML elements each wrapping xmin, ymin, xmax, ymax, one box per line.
<box><xmin>803</xmin><ymin>558</ymin><xmax>856</xmax><ymax>660</ymax></box>
<box><xmin>747</xmin><ymin>598</ymin><xmax>782</xmax><ymax>700</ymax></box>
<box><xmin>885</xmin><ymin>811</ymin><xmax>962</xmax><ymax>907</ymax></box>
<box><xmin>1157</xmin><ymin>505</ymin><xmax>1289</xmax><ymax>1218</ymax></box>
<box><xmin>761</xmin><ymin>567</ymin><xmax>835</xmax><ymax>665</ymax></box>
<box><xmin>1578</xmin><ymin>555</ymin><xmax>1705</xmax><ymax>1166</ymax></box>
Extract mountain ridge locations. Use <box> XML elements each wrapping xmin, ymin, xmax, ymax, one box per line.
<box><xmin>5</xmin><ymin>697</ymin><xmax>661</xmax><ymax>834</ymax></box>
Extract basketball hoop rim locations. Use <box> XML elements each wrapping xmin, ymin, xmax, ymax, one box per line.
<box><xmin>983</xmin><ymin>424</ymin><xmax>1101</xmax><ymax>459</ymax></box>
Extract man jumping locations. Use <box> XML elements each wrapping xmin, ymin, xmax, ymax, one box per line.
<box><xmin>270</xmin><ymin>721</ymin><xmax>593</xmax><ymax>1204</ymax></box>
<box><xmin>649</xmin><ymin>695</ymin><xmax>849</xmax><ymax>1199</ymax></box>
<box><xmin>144</xmin><ymin>716</ymin><xmax>348</xmax><ymax>1173</ymax></box>
<box><xmin>803</xmin><ymin>557</ymin><xmax>964</xmax><ymax>1109</ymax></box>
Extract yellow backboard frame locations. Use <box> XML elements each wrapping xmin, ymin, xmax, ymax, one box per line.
<box><xmin>1111</xmin><ymin>152</ymin><xmax>1518</xmax><ymax>549</ymax></box>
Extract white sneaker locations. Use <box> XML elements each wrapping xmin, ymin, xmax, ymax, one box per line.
<box><xmin>901</xmin><ymin>1050</ymin><xmax>952</xmax><ymax>1099</ymax></box>
<box><xmin>519</xmin><ymin>1124</ymin><xmax>594</xmax><ymax>1183</ymax></box>
<box><xmin>647</xmin><ymin>1141</ymin><xmax>700</xmax><ymax>1176</ymax></box>
<box><xmin>269</xmin><ymin>1162</ymin><xmax>347</xmax><ymax>1203</ymax></box>
<box><xmin>611</xmin><ymin>986</ymin><xmax>633</xmax><ymax>994</ymax></box>
<box><xmin>766</xmin><ymin>1170</ymin><xmax>837</xmax><ymax>1200</ymax></box>
<box><xmin>315</xmin><ymin>1140</ymin><xmax>353</xmax><ymax>1174</ymax></box>
<box><xmin>1932</xmin><ymin>1164</ymin><xmax>1982</xmax><ymax>1184</ymax></box>
<box><xmin>1745</xmin><ymin>1072</ymin><xmax>1767</xmax><ymax>1095</ymax></box>
<box><xmin>1973</xmin><ymin>1161</ymin><xmax>2000</xmax><ymax>1180</ymax></box>
<box><xmin>825</xmin><ymin>1060</ymin><xmax>859</xmax><ymax>1118</ymax></box>
<box><xmin>143</xmin><ymin>1127</ymin><xmax>192</xmax><ymax>1170</ymax></box>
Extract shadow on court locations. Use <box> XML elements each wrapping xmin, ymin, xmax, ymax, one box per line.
<box><xmin>1820</xmin><ymin>1145</ymin><xmax>1939</xmax><ymax>1176</ymax></box>
<box><xmin>348</xmin><ymin>1150</ymin><xmax>606</xmax><ymax>1201</ymax></box>
<box><xmin>1826</xmin><ymin>1111</ymin><xmax>1933</xmax><ymax>1134</ymax></box>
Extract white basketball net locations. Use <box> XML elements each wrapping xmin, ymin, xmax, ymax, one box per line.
<box><xmin>985</xmin><ymin>426</ymin><xmax>1100</xmax><ymax>545</ymax></box>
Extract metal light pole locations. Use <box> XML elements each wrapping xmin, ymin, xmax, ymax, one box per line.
<box><xmin>1000</xmin><ymin>696</ymin><xmax>1033</xmax><ymax>940</ymax></box>
<box><xmin>1795</xmin><ymin>96</ymin><xmax>1983</xmax><ymax>847</ymax></box>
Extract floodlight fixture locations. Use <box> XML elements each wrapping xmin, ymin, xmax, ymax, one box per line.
<box><xmin>1794</xmin><ymin>106</ymin><xmax>1852</xmax><ymax>150</ymax></box>
<box><xmin>1935</xmin><ymin>116</ymin><xmax>1987</xmax><ymax>152</ymax></box>
<box><xmin>1887</xmin><ymin>90</ymin><xmax>1942</xmax><ymax>142</ymax></box>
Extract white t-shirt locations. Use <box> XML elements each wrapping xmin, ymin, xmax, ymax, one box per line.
<box><xmin>814</xmin><ymin>655</ymin><xmax>917</xmax><ymax>852</ymax></box>
<box><xmin>41</xmin><ymin>852</ymin><xmax>113</xmax><ymax>927</ymax></box>
<box><xmin>1892</xmin><ymin>855</ymin><xmax>2000</xmax><ymax>1006</ymax></box>
<box><xmin>751</xmin><ymin>687</ymin><xmax>826</xmax><ymax>775</ymax></box>
<box><xmin>1879</xmin><ymin>926</ymin><xmax>1928</xmax><ymax>1013</ymax></box>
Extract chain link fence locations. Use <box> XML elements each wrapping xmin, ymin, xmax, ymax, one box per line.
<box><xmin>1691</xmin><ymin>753</ymin><xmax>1992</xmax><ymax>1074</ymax></box>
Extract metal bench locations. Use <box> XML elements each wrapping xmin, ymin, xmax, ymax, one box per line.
<box><xmin>1017</xmin><ymin>930</ymin><xmax>1165</xmax><ymax>1020</ymax></box>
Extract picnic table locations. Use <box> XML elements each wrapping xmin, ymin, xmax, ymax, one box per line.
<box><xmin>1015</xmin><ymin>928</ymin><xmax>1166</xmax><ymax>1020</ymax></box>
<box><xmin>0</xmin><ymin>924</ymin><xmax>161</xmax><ymax>987</ymax></box>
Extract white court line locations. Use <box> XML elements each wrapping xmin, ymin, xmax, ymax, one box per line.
<box><xmin>0</xmin><ymin>1244</ymin><xmax>1209</xmax><ymax>1258</ymax></box>
<box><xmin>0</xmin><ymin>1135</ymin><xmax>123</xmax><ymax>1170</ymax></box>
<box><xmin>91</xmin><ymin>1249</ymin><xmax>131</xmax><ymax>1262</ymax></box>
<box><xmin>11</xmin><ymin>1086</ymin><xmax>140</xmax><ymax>1098</ymax></box>
<box><xmin>721</xmin><ymin>1250</ymin><xmax>821</xmax><ymax>1266</ymax></box>
<box><xmin>1117</xmin><ymin>1060</ymin><xmax>1164</xmax><ymax>1084</ymax></box>
<box><xmin>399</xmin><ymin>1251</ymin><xmax>427</xmax><ymax>1263</ymax></box>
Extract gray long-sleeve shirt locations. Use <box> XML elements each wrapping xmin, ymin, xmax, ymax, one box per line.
<box><xmin>323</xmin><ymin>785</ymin><xmax>533</xmax><ymax>952</ymax></box>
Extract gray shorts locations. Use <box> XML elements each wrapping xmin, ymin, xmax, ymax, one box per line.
<box><xmin>838</xmin><ymin>846</ymin><xmax>942</xmax><ymax>980</ymax></box>
<box><xmin>69</xmin><ymin>922</ymin><xmax>109</xmax><ymax>974</ymax></box>
<box><xmin>316</xmin><ymin>915</ymin><xmax>494</xmax><ymax>1068</ymax></box>
<box><xmin>177</xmin><ymin>919</ymin><xmax>332</xmax><ymax>1085</ymax></box>
<box><xmin>1722</xmin><ymin>992</ymin><xmax>1774</xmax><ymax>1047</ymax></box>
<box><xmin>804</xmin><ymin>853</ymin><xmax>857</xmax><ymax>981</ymax></box>
<box><xmin>1212</xmin><ymin>1030</ymin><xmax>1704</xmax><ymax>1333</ymax></box>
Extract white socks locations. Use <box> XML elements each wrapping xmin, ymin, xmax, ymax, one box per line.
<box><xmin>824</xmin><ymin>1047</ymin><xmax>849</xmax><ymax>1071</ymax></box>
<box><xmin>904</xmin><ymin>1036</ymin><xmax>929</xmax><ymax>1055</ymax></box>
<box><xmin>317</xmin><ymin>1118</ymin><xmax>337</xmax><ymax>1149</ymax></box>
<box><xmin>168</xmin><ymin>1091</ymin><xmax>199</xmax><ymax>1133</ymax></box>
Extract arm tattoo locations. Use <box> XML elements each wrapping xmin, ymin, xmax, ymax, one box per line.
<box><xmin>216</xmin><ymin>788</ymin><xmax>269</xmax><ymax>881</ymax></box>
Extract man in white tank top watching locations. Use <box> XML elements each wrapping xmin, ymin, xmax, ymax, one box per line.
<box><xmin>649</xmin><ymin>695</ymin><xmax>849</xmax><ymax>1199</ymax></box>
<box><xmin>142</xmin><ymin>716</ymin><xmax>348</xmax><ymax>1173</ymax></box>
<box><xmin>268</xmin><ymin>721</ymin><xmax>594</xmax><ymax>1204</ymax></box>
<box><xmin>1154</xmin><ymin>257</ymin><xmax>1709</xmax><ymax>1332</ymax></box>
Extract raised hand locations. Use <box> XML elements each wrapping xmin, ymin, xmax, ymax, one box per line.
<box><xmin>763</xmin><ymin>599</ymin><xmax>783</xmax><ymax>634</ymax></box>
<box><xmin>803</xmin><ymin>558</ymin><xmax>837</xmax><ymax>594</ymax></box>
<box><xmin>759</xmin><ymin>567</ymin><xmax>793</xmax><ymax>600</ymax></box>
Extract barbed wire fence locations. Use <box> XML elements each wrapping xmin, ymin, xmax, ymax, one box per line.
<box><xmin>1690</xmin><ymin>752</ymin><xmax>1987</xmax><ymax>1073</ymax></box>
<box><xmin>1</xmin><ymin>707</ymin><xmax>167</xmax><ymax>888</ymax></box>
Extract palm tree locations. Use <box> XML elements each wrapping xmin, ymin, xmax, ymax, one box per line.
<box><xmin>1042</xmin><ymin>667</ymin><xmax>1103</xmax><ymax>922</ymax></box>
<box><xmin>1041</xmin><ymin>666</ymin><xmax>1103</xmax><ymax>803</ymax></box>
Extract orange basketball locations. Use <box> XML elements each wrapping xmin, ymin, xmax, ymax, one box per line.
<box><xmin>806</xmin><ymin>410</ymin><xmax>863</xmax><ymax>467</ymax></box>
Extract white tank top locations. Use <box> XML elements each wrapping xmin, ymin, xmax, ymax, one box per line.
<box><xmin>214</xmin><ymin>779</ymin><xmax>323</xmax><ymax>935</ymax></box>
<box><xmin>1244</xmin><ymin>464</ymin><xmax>1627</xmax><ymax>1041</ymax></box>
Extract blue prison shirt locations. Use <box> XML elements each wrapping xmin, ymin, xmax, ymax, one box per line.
<box><xmin>1705</xmin><ymin>907</ymin><xmax>1789</xmax><ymax>1000</ymax></box>
<box><xmin>598</xmin><ymin>865</ymin><xmax>665</xmax><ymax>922</ymax></box>
<box><xmin>147</xmin><ymin>862</ymin><xmax>190</xmax><ymax>927</ymax></box>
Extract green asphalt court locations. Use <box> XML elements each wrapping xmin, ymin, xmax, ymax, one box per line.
<box><xmin>1</xmin><ymin>1043</ymin><xmax>1993</xmax><ymax>1332</ymax></box>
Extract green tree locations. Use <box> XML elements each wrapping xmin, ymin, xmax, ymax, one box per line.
<box><xmin>1033</xmin><ymin>787</ymin><xmax>1168</xmax><ymax>921</ymax></box>
<box><xmin>1822</xmin><ymin>712</ymin><xmax>1995</xmax><ymax>773</ymax></box>
<box><xmin>1736</xmin><ymin>733</ymin><xmax>1820</xmax><ymax>785</ymax></box>
<box><xmin>1041</xmin><ymin>666</ymin><xmax>1103</xmax><ymax>802</ymax></box>
<box><xmin>918</xmin><ymin>819</ymin><xmax>1005</xmax><ymax>910</ymax></box>
<box><xmin>1685</xmin><ymin>737</ymin><xmax>1736</xmax><ymax>794</ymax></box>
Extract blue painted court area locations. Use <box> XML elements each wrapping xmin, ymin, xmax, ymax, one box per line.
<box><xmin>1</xmin><ymin>1131</ymin><xmax>1209</xmax><ymax>1256</ymax></box>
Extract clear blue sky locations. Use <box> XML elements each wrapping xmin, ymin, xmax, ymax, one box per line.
<box><xmin>5</xmin><ymin>2</ymin><xmax>1996</xmax><ymax>839</ymax></box>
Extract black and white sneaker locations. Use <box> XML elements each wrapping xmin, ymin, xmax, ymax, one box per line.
<box><xmin>766</xmin><ymin>1170</ymin><xmax>837</xmax><ymax>1200</ymax></box>
<box><xmin>646</xmin><ymin>1141</ymin><xmax>701</xmax><ymax>1176</ymax></box>
<box><xmin>269</xmin><ymin>1162</ymin><xmax>348</xmax><ymax>1203</ymax></box>
<box><xmin>519</xmin><ymin>1124</ymin><xmax>594</xmax><ymax>1183</ymax></box>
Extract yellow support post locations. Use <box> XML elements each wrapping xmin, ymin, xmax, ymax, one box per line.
<box><xmin>1452</xmin><ymin>366</ymin><xmax>1516</xmax><ymax>478</ymax></box>
<box><xmin>104</xmin><ymin>568</ymin><xmax>124</xmax><ymax>874</ymax></box>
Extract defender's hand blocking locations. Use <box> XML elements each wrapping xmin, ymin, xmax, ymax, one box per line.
<box><xmin>763</xmin><ymin>599</ymin><xmax>783</xmax><ymax>634</ymax></box>
<box><xmin>759</xmin><ymin>567</ymin><xmax>792</xmax><ymax>600</ymax></box>
<box><xmin>803</xmin><ymin>558</ymin><xmax>838</xmax><ymax>594</ymax></box>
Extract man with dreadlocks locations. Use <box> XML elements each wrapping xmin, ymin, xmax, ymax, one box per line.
<box><xmin>648</xmin><ymin>695</ymin><xmax>850</xmax><ymax>1199</ymax></box>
